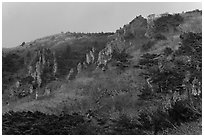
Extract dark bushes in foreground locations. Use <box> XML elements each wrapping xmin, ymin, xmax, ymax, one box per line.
<box><xmin>3</xmin><ymin>100</ymin><xmax>201</xmax><ymax>135</ymax></box>
<box><xmin>137</xmin><ymin>99</ymin><xmax>201</xmax><ymax>135</ymax></box>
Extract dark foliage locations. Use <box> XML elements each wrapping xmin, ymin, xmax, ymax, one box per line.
<box><xmin>2</xmin><ymin>111</ymin><xmax>140</xmax><ymax>135</ymax></box>
<box><xmin>137</xmin><ymin>32</ymin><xmax>202</xmax><ymax>134</ymax></box>
<box><xmin>2</xmin><ymin>53</ymin><xmax>24</xmax><ymax>73</ymax></box>
<box><xmin>2</xmin><ymin>53</ymin><xmax>25</xmax><ymax>92</ymax></box>
<box><xmin>163</xmin><ymin>47</ymin><xmax>173</xmax><ymax>56</ymax></box>
<box><xmin>21</xmin><ymin>42</ymin><xmax>25</xmax><ymax>46</ymax></box>
<box><xmin>153</xmin><ymin>33</ymin><xmax>167</xmax><ymax>40</ymax></box>
<box><xmin>112</xmin><ymin>50</ymin><xmax>131</xmax><ymax>63</ymax></box>
<box><xmin>154</xmin><ymin>14</ymin><xmax>184</xmax><ymax>33</ymax></box>
<box><xmin>112</xmin><ymin>50</ymin><xmax>132</xmax><ymax>70</ymax></box>
<box><xmin>123</xmin><ymin>31</ymin><xmax>135</xmax><ymax>40</ymax></box>
<box><xmin>138</xmin><ymin>85</ymin><xmax>154</xmax><ymax>100</ymax></box>
<box><xmin>138</xmin><ymin>53</ymin><xmax>160</xmax><ymax>69</ymax></box>
<box><xmin>3</xmin><ymin>101</ymin><xmax>200</xmax><ymax>135</ymax></box>
<box><xmin>137</xmin><ymin>99</ymin><xmax>201</xmax><ymax>135</ymax></box>
<box><xmin>3</xmin><ymin>111</ymin><xmax>89</xmax><ymax>135</ymax></box>
<box><xmin>110</xmin><ymin>114</ymin><xmax>143</xmax><ymax>135</ymax></box>
<box><xmin>141</xmin><ymin>41</ymin><xmax>156</xmax><ymax>51</ymax></box>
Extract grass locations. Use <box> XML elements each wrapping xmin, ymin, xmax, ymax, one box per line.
<box><xmin>159</xmin><ymin>118</ymin><xmax>202</xmax><ymax>135</ymax></box>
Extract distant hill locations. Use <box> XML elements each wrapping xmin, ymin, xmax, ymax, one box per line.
<box><xmin>3</xmin><ymin>9</ymin><xmax>202</xmax><ymax>99</ymax></box>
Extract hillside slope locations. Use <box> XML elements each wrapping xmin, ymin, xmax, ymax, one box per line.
<box><xmin>2</xmin><ymin>9</ymin><xmax>202</xmax><ymax>135</ymax></box>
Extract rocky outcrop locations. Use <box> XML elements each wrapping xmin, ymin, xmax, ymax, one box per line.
<box><xmin>29</xmin><ymin>85</ymin><xmax>33</xmax><ymax>94</ymax></box>
<box><xmin>28</xmin><ymin>48</ymin><xmax>58</xmax><ymax>88</ymax></box>
<box><xmin>82</xmin><ymin>61</ymin><xmax>87</xmax><ymax>69</ymax></box>
<box><xmin>85</xmin><ymin>47</ymin><xmax>96</xmax><ymax>64</ymax></box>
<box><xmin>66</xmin><ymin>68</ymin><xmax>74</xmax><ymax>80</ymax></box>
<box><xmin>44</xmin><ymin>87</ymin><xmax>51</xmax><ymax>96</ymax></box>
<box><xmin>86</xmin><ymin>53</ymin><xmax>91</xmax><ymax>64</ymax></box>
<box><xmin>145</xmin><ymin>13</ymin><xmax>184</xmax><ymax>38</ymax></box>
<box><xmin>97</xmin><ymin>44</ymin><xmax>113</xmax><ymax>70</ymax></box>
<box><xmin>16</xmin><ymin>81</ymin><xmax>20</xmax><ymax>88</ymax></box>
<box><xmin>127</xmin><ymin>15</ymin><xmax>147</xmax><ymax>38</ymax></box>
<box><xmin>10</xmin><ymin>48</ymin><xmax>58</xmax><ymax>99</ymax></box>
<box><xmin>77</xmin><ymin>62</ymin><xmax>82</xmax><ymax>74</ymax></box>
<box><xmin>53</xmin><ymin>51</ymin><xmax>57</xmax><ymax>76</ymax></box>
<box><xmin>145</xmin><ymin>14</ymin><xmax>162</xmax><ymax>38</ymax></box>
<box><xmin>145</xmin><ymin>14</ymin><xmax>156</xmax><ymax>38</ymax></box>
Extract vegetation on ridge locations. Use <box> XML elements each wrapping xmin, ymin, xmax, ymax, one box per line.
<box><xmin>2</xmin><ymin>9</ymin><xmax>202</xmax><ymax>135</ymax></box>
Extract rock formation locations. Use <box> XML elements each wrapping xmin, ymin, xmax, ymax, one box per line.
<box><xmin>16</xmin><ymin>81</ymin><xmax>20</xmax><ymax>88</ymax></box>
<box><xmin>44</xmin><ymin>87</ymin><xmax>51</xmax><ymax>96</ymax></box>
<box><xmin>85</xmin><ymin>47</ymin><xmax>96</xmax><ymax>64</ymax></box>
<box><xmin>28</xmin><ymin>48</ymin><xmax>57</xmax><ymax>88</ymax></box>
<box><xmin>145</xmin><ymin>14</ymin><xmax>160</xmax><ymax>38</ymax></box>
<box><xmin>29</xmin><ymin>86</ymin><xmax>33</xmax><ymax>94</ymax></box>
<box><xmin>86</xmin><ymin>53</ymin><xmax>91</xmax><ymax>64</ymax></box>
<box><xmin>77</xmin><ymin>62</ymin><xmax>82</xmax><ymax>74</ymax></box>
<box><xmin>97</xmin><ymin>45</ymin><xmax>113</xmax><ymax>70</ymax></box>
<box><xmin>66</xmin><ymin>68</ymin><xmax>74</xmax><ymax>80</ymax></box>
<box><xmin>53</xmin><ymin>51</ymin><xmax>57</xmax><ymax>76</ymax></box>
<box><xmin>82</xmin><ymin>61</ymin><xmax>87</xmax><ymax>69</ymax></box>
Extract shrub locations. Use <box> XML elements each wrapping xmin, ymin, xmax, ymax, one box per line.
<box><xmin>153</xmin><ymin>33</ymin><xmax>167</xmax><ymax>40</ymax></box>
<box><xmin>141</xmin><ymin>41</ymin><xmax>156</xmax><ymax>52</ymax></box>
<box><xmin>138</xmin><ymin>85</ymin><xmax>154</xmax><ymax>100</ymax></box>
<box><xmin>137</xmin><ymin>32</ymin><xmax>202</xmax><ymax>134</ymax></box>
<box><xmin>163</xmin><ymin>47</ymin><xmax>173</xmax><ymax>55</ymax></box>
<box><xmin>153</xmin><ymin>14</ymin><xmax>184</xmax><ymax>33</ymax></box>
<box><xmin>112</xmin><ymin>50</ymin><xmax>132</xmax><ymax>70</ymax></box>
<box><xmin>112</xmin><ymin>114</ymin><xmax>143</xmax><ymax>135</ymax></box>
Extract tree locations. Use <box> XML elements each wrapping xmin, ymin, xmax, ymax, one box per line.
<box><xmin>138</xmin><ymin>32</ymin><xmax>202</xmax><ymax>115</ymax></box>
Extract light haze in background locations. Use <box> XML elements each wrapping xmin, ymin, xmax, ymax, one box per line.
<box><xmin>3</xmin><ymin>2</ymin><xmax>201</xmax><ymax>48</ymax></box>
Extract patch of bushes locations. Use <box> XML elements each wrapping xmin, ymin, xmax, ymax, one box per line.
<box><xmin>124</xmin><ymin>32</ymin><xmax>135</xmax><ymax>40</ymax></box>
<box><xmin>138</xmin><ymin>98</ymin><xmax>201</xmax><ymax>134</ymax></box>
<box><xmin>2</xmin><ymin>111</ymin><xmax>95</xmax><ymax>135</ymax></box>
<box><xmin>141</xmin><ymin>41</ymin><xmax>156</xmax><ymax>52</ymax></box>
<box><xmin>112</xmin><ymin>50</ymin><xmax>132</xmax><ymax>70</ymax></box>
<box><xmin>3</xmin><ymin>53</ymin><xmax>24</xmax><ymax>73</ymax></box>
<box><xmin>153</xmin><ymin>14</ymin><xmax>184</xmax><ymax>33</ymax></box>
<box><xmin>153</xmin><ymin>33</ymin><xmax>167</xmax><ymax>40</ymax></box>
<box><xmin>110</xmin><ymin>114</ymin><xmax>143</xmax><ymax>135</ymax></box>
<box><xmin>137</xmin><ymin>32</ymin><xmax>202</xmax><ymax>134</ymax></box>
<box><xmin>3</xmin><ymin>98</ymin><xmax>200</xmax><ymax>135</ymax></box>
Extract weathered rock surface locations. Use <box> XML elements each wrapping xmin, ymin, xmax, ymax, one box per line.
<box><xmin>66</xmin><ymin>68</ymin><xmax>74</xmax><ymax>80</ymax></box>
<box><xmin>28</xmin><ymin>48</ymin><xmax>57</xmax><ymax>87</ymax></box>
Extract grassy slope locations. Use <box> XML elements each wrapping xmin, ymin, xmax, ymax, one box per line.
<box><xmin>2</xmin><ymin>32</ymin><xmax>113</xmax><ymax>101</ymax></box>
<box><xmin>3</xmin><ymin>67</ymin><xmax>145</xmax><ymax>115</ymax></box>
<box><xmin>159</xmin><ymin>118</ymin><xmax>202</xmax><ymax>135</ymax></box>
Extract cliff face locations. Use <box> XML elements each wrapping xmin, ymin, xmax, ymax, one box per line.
<box><xmin>96</xmin><ymin>44</ymin><xmax>113</xmax><ymax>70</ymax></box>
<box><xmin>28</xmin><ymin>48</ymin><xmax>57</xmax><ymax>88</ymax></box>
<box><xmin>93</xmin><ymin>15</ymin><xmax>147</xmax><ymax>70</ymax></box>
<box><xmin>66</xmin><ymin>68</ymin><xmax>74</xmax><ymax>80</ymax></box>
<box><xmin>145</xmin><ymin>14</ymin><xmax>161</xmax><ymax>38</ymax></box>
<box><xmin>5</xmin><ymin>48</ymin><xmax>58</xmax><ymax>99</ymax></box>
<box><xmin>85</xmin><ymin>47</ymin><xmax>96</xmax><ymax>64</ymax></box>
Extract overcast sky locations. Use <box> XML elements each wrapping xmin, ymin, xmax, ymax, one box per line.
<box><xmin>2</xmin><ymin>2</ymin><xmax>201</xmax><ymax>48</ymax></box>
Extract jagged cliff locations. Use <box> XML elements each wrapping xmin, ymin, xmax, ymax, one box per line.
<box><xmin>8</xmin><ymin>48</ymin><xmax>58</xmax><ymax>98</ymax></box>
<box><xmin>59</xmin><ymin>10</ymin><xmax>202</xmax><ymax>80</ymax></box>
<box><xmin>28</xmin><ymin>48</ymin><xmax>57</xmax><ymax>87</ymax></box>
